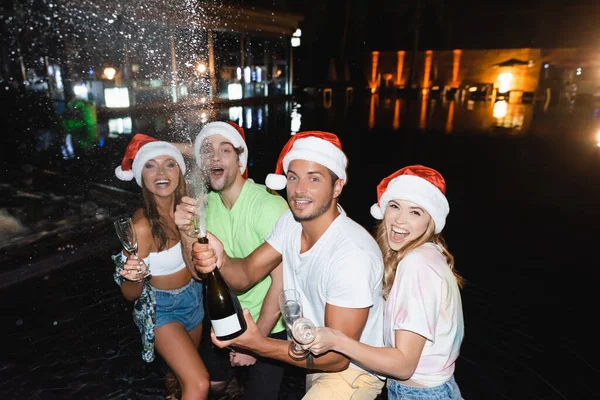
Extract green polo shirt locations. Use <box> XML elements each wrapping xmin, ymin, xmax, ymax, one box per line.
<box><xmin>206</xmin><ymin>180</ymin><xmax>288</xmax><ymax>333</ymax></box>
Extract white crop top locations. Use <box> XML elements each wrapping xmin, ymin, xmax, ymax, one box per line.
<box><xmin>121</xmin><ymin>242</ymin><xmax>186</xmax><ymax>276</ymax></box>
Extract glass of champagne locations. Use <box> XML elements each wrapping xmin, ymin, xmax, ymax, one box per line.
<box><xmin>186</xmin><ymin>177</ymin><xmax>207</xmax><ymax>239</ymax></box>
<box><xmin>292</xmin><ymin>317</ymin><xmax>316</xmax><ymax>347</ymax></box>
<box><xmin>114</xmin><ymin>217</ymin><xmax>150</xmax><ymax>280</ymax></box>
<box><xmin>279</xmin><ymin>289</ymin><xmax>314</xmax><ymax>360</ymax></box>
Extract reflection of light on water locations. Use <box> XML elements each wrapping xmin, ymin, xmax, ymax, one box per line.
<box><xmin>445</xmin><ymin>101</ymin><xmax>455</xmax><ymax>134</ymax></box>
<box><xmin>257</xmin><ymin>108</ymin><xmax>263</xmax><ymax>130</ymax></box>
<box><xmin>229</xmin><ymin>107</ymin><xmax>243</xmax><ymax>125</ymax></box>
<box><xmin>493</xmin><ymin>101</ymin><xmax>508</xmax><ymax>118</ymax></box>
<box><xmin>495</xmin><ymin>102</ymin><xmax>525</xmax><ymax>130</ymax></box>
<box><xmin>369</xmin><ymin>94</ymin><xmax>377</xmax><ymax>129</ymax></box>
<box><xmin>108</xmin><ymin>117</ymin><xmax>132</xmax><ymax>134</ymax></box>
<box><xmin>393</xmin><ymin>99</ymin><xmax>401</xmax><ymax>130</ymax></box>
<box><xmin>419</xmin><ymin>94</ymin><xmax>427</xmax><ymax>129</ymax></box>
<box><xmin>61</xmin><ymin>134</ymin><xmax>75</xmax><ymax>160</ymax></box>
<box><xmin>290</xmin><ymin>103</ymin><xmax>302</xmax><ymax>134</ymax></box>
<box><xmin>245</xmin><ymin>107</ymin><xmax>253</xmax><ymax>129</ymax></box>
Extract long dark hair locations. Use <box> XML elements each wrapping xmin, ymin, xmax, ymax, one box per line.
<box><xmin>141</xmin><ymin>172</ymin><xmax>186</xmax><ymax>251</ymax></box>
<box><xmin>375</xmin><ymin>220</ymin><xmax>464</xmax><ymax>300</ymax></box>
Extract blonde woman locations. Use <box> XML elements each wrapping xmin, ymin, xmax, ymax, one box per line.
<box><xmin>303</xmin><ymin>165</ymin><xmax>464</xmax><ymax>400</ymax></box>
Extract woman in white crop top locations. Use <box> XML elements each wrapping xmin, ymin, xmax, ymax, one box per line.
<box><xmin>302</xmin><ymin>165</ymin><xmax>465</xmax><ymax>400</ymax></box>
<box><xmin>113</xmin><ymin>134</ymin><xmax>209</xmax><ymax>399</ymax></box>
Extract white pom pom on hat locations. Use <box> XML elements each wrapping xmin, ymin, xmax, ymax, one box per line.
<box><xmin>115</xmin><ymin>133</ymin><xmax>186</xmax><ymax>187</ymax></box>
<box><xmin>370</xmin><ymin>165</ymin><xmax>449</xmax><ymax>234</ymax></box>
<box><xmin>265</xmin><ymin>131</ymin><xmax>348</xmax><ymax>190</ymax></box>
<box><xmin>115</xmin><ymin>166</ymin><xmax>134</xmax><ymax>182</ymax></box>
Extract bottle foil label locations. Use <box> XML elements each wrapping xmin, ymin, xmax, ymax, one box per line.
<box><xmin>212</xmin><ymin>314</ymin><xmax>242</xmax><ymax>337</ymax></box>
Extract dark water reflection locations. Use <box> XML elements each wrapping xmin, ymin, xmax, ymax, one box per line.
<box><xmin>2</xmin><ymin>93</ymin><xmax>600</xmax><ymax>399</ymax></box>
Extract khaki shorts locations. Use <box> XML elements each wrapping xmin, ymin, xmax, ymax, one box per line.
<box><xmin>303</xmin><ymin>366</ymin><xmax>385</xmax><ymax>400</ymax></box>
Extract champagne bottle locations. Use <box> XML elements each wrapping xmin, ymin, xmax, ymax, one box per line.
<box><xmin>199</xmin><ymin>236</ymin><xmax>247</xmax><ymax>340</ymax></box>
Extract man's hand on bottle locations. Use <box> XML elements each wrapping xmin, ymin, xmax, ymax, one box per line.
<box><xmin>174</xmin><ymin>196</ymin><xmax>198</xmax><ymax>236</ymax></box>
<box><xmin>211</xmin><ymin>309</ymin><xmax>265</xmax><ymax>352</ymax></box>
<box><xmin>192</xmin><ymin>231</ymin><xmax>224</xmax><ymax>274</ymax></box>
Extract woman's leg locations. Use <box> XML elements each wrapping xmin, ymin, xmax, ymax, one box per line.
<box><xmin>155</xmin><ymin>322</ymin><xmax>209</xmax><ymax>400</ymax></box>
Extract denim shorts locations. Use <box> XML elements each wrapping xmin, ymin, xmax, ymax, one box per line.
<box><xmin>387</xmin><ymin>375</ymin><xmax>462</xmax><ymax>400</ymax></box>
<box><xmin>153</xmin><ymin>280</ymin><xmax>204</xmax><ymax>331</ymax></box>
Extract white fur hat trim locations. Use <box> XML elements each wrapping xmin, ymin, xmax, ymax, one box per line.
<box><xmin>370</xmin><ymin>175</ymin><xmax>449</xmax><ymax>233</ymax></box>
<box><xmin>130</xmin><ymin>141</ymin><xmax>186</xmax><ymax>187</ymax></box>
<box><xmin>265</xmin><ymin>136</ymin><xmax>347</xmax><ymax>190</ymax></box>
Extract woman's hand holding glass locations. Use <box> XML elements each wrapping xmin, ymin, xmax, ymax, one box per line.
<box><xmin>114</xmin><ymin>216</ymin><xmax>151</xmax><ymax>280</ymax></box>
<box><xmin>120</xmin><ymin>255</ymin><xmax>150</xmax><ymax>282</ymax></box>
<box><xmin>279</xmin><ymin>289</ymin><xmax>316</xmax><ymax>360</ymax></box>
<box><xmin>301</xmin><ymin>326</ymin><xmax>344</xmax><ymax>356</ymax></box>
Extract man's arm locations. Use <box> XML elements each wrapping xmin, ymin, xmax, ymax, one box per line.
<box><xmin>213</xmin><ymin>304</ymin><xmax>370</xmax><ymax>371</ymax></box>
<box><xmin>255</xmin><ymin>263</ymin><xmax>283</xmax><ymax>336</ymax></box>
<box><xmin>174</xmin><ymin>197</ymin><xmax>203</xmax><ymax>280</ymax></box>
<box><xmin>181</xmin><ymin>234</ymin><xmax>202</xmax><ymax>280</ymax></box>
<box><xmin>171</xmin><ymin>142</ymin><xmax>194</xmax><ymax>157</ymax></box>
<box><xmin>192</xmin><ymin>236</ymin><xmax>282</xmax><ymax>292</ymax></box>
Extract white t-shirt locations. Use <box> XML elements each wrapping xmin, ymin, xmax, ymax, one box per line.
<box><xmin>384</xmin><ymin>243</ymin><xmax>464</xmax><ymax>387</ymax></box>
<box><xmin>266</xmin><ymin>206</ymin><xmax>385</xmax><ymax>374</ymax></box>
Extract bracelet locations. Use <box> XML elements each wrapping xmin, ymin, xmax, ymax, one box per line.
<box><xmin>306</xmin><ymin>353</ymin><xmax>315</xmax><ymax>369</ymax></box>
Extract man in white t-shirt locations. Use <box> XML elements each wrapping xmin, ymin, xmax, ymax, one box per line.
<box><xmin>185</xmin><ymin>131</ymin><xmax>386</xmax><ymax>399</ymax></box>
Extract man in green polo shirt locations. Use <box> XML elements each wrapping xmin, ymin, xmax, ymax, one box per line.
<box><xmin>177</xmin><ymin>121</ymin><xmax>290</xmax><ymax>399</ymax></box>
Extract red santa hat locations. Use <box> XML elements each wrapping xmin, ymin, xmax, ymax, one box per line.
<box><xmin>265</xmin><ymin>131</ymin><xmax>348</xmax><ymax>190</ymax></box>
<box><xmin>194</xmin><ymin>121</ymin><xmax>249</xmax><ymax>179</ymax></box>
<box><xmin>370</xmin><ymin>165</ymin><xmax>449</xmax><ymax>234</ymax></box>
<box><xmin>115</xmin><ymin>133</ymin><xmax>186</xmax><ymax>187</ymax></box>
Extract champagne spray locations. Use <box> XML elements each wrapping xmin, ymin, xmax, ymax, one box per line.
<box><xmin>186</xmin><ymin>139</ymin><xmax>213</xmax><ymax>240</ymax></box>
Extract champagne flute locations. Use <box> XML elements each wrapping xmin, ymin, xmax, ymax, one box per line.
<box><xmin>186</xmin><ymin>176</ymin><xmax>207</xmax><ymax>239</ymax></box>
<box><xmin>114</xmin><ymin>217</ymin><xmax>151</xmax><ymax>280</ymax></box>
<box><xmin>279</xmin><ymin>289</ymin><xmax>315</xmax><ymax>360</ymax></box>
<box><xmin>292</xmin><ymin>317</ymin><xmax>317</xmax><ymax>346</ymax></box>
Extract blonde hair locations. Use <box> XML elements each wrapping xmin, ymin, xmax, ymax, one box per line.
<box><xmin>375</xmin><ymin>220</ymin><xmax>464</xmax><ymax>300</ymax></box>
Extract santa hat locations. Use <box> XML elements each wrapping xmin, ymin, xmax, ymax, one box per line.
<box><xmin>265</xmin><ymin>131</ymin><xmax>348</xmax><ymax>190</ymax></box>
<box><xmin>194</xmin><ymin>121</ymin><xmax>248</xmax><ymax>179</ymax></box>
<box><xmin>115</xmin><ymin>133</ymin><xmax>186</xmax><ymax>187</ymax></box>
<box><xmin>370</xmin><ymin>165</ymin><xmax>449</xmax><ymax>234</ymax></box>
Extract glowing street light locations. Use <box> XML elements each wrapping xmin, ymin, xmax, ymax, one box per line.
<box><xmin>196</xmin><ymin>63</ymin><xmax>207</xmax><ymax>74</ymax></box>
<box><xmin>291</xmin><ymin>28</ymin><xmax>301</xmax><ymax>47</ymax></box>
<box><xmin>103</xmin><ymin>67</ymin><xmax>116</xmax><ymax>80</ymax></box>
<box><xmin>497</xmin><ymin>73</ymin><xmax>512</xmax><ymax>93</ymax></box>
